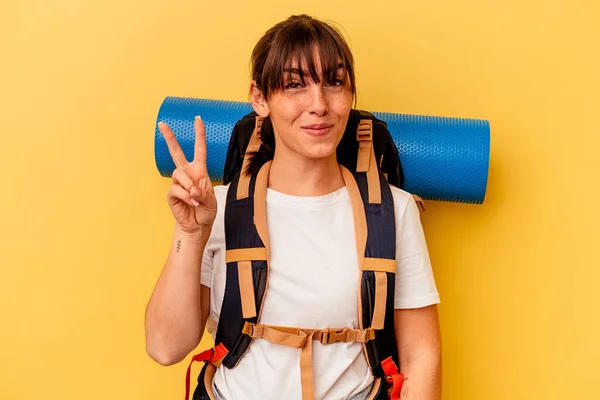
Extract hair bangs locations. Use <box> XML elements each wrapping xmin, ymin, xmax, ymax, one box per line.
<box><xmin>260</xmin><ymin>17</ymin><xmax>355</xmax><ymax>99</ymax></box>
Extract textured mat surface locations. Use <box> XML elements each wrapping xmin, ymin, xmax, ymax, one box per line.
<box><xmin>155</xmin><ymin>97</ymin><xmax>489</xmax><ymax>203</ymax></box>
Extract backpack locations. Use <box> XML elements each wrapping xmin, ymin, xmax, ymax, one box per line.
<box><xmin>186</xmin><ymin>109</ymin><xmax>407</xmax><ymax>400</ymax></box>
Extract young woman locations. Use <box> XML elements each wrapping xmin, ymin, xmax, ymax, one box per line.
<box><xmin>145</xmin><ymin>14</ymin><xmax>441</xmax><ymax>400</ymax></box>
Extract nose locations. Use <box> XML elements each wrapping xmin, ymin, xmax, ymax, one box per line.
<box><xmin>308</xmin><ymin>84</ymin><xmax>328</xmax><ymax>117</ymax></box>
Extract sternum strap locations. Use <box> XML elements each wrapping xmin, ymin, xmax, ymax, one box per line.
<box><xmin>241</xmin><ymin>322</ymin><xmax>375</xmax><ymax>400</ymax></box>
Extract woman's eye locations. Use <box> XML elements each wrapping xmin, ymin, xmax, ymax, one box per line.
<box><xmin>326</xmin><ymin>79</ymin><xmax>344</xmax><ymax>87</ymax></box>
<box><xmin>285</xmin><ymin>82</ymin><xmax>302</xmax><ymax>89</ymax></box>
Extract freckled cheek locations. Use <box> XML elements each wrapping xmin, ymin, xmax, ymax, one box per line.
<box><xmin>280</xmin><ymin>107</ymin><xmax>304</xmax><ymax>134</ymax></box>
<box><xmin>333</xmin><ymin>94</ymin><xmax>353</xmax><ymax>112</ymax></box>
<box><xmin>270</xmin><ymin>108</ymin><xmax>303</xmax><ymax>144</ymax></box>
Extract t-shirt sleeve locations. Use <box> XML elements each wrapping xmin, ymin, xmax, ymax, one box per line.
<box><xmin>200</xmin><ymin>186</ymin><xmax>227</xmax><ymax>289</ymax></box>
<box><xmin>393</xmin><ymin>189</ymin><xmax>440</xmax><ymax>309</ymax></box>
<box><xmin>200</xmin><ymin>239</ymin><xmax>215</xmax><ymax>288</ymax></box>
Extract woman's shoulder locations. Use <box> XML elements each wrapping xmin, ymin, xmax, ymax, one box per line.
<box><xmin>388</xmin><ymin>184</ymin><xmax>416</xmax><ymax>214</ymax></box>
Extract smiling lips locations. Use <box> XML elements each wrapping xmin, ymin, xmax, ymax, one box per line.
<box><xmin>301</xmin><ymin>123</ymin><xmax>334</xmax><ymax>137</ymax></box>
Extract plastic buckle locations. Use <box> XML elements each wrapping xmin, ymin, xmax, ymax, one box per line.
<box><xmin>321</xmin><ymin>328</ymin><xmax>349</xmax><ymax>344</ymax></box>
<box><xmin>356</xmin><ymin>120</ymin><xmax>373</xmax><ymax>141</ymax></box>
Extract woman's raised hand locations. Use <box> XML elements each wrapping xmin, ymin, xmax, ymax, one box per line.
<box><xmin>158</xmin><ymin>116</ymin><xmax>217</xmax><ymax>235</ymax></box>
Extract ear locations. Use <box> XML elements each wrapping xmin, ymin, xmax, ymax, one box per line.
<box><xmin>250</xmin><ymin>81</ymin><xmax>270</xmax><ymax>118</ymax></box>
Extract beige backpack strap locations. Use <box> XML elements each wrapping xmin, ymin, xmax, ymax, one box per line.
<box><xmin>362</xmin><ymin>258</ymin><xmax>395</xmax><ymax>328</ymax></box>
<box><xmin>340</xmin><ymin>166</ymin><xmax>367</xmax><ymax>271</ymax></box>
<box><xmin>228</xmin><ymin>159</ymin><xmax>271</xmax><ymax>320</ymax></box>
<box><xmin>342</xmin><ymin>165</ymin><xmax>390</xmax><ymax>331</ymax></box>
<box><xmin>236</xmin><ymin>117</ymin><xmax>263</xmax><ymax>200</ymax></box>
<box><xmin>253</xmin><ymin>160</ymin><xmax>271</xmax><ymax>253</ymax></box>
<box><xmin>355</xmin><ymin>119</ymin><xmax>382</xmax><ymax>204</ymax></box>
<box><xmin>225</xmin><ymin>248</ymin><xmax>268</xmax><ymax>319</ymax></box>
<box><xmin>230</xmin><ymin>160</ymin><xmax>273</xmax><ymax>320</ymax></box>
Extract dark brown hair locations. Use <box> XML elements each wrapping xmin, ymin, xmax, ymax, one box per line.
<box><xmin>251</xmin><ymin>14</ymin><xmax>356</xmax><ymax>100</ymax></box>
<box><xmin>246</xmin><ymin>14</ymin><xmax>357</xmax><ymax>175</ymax></box>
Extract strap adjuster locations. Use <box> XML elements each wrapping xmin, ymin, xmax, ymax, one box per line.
<box><xmin>356</xmin><ymin>120</ymin><xmax>373</xmax><ymax>141</ymax></box>
<box><xmin>364</xmin><ymin>328</ymin><xmax>375</xmax><ymax>342</ymax></box>
<box><xmin>242</xmin><ymin>321</ymin><xmax>255</xmax><ymax>336</ymax></box>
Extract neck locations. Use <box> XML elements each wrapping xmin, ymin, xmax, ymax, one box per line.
<box><xmin>268</xmin><ymin>150</ymin><xmax>345</xmax><ymax>197</ymax></box>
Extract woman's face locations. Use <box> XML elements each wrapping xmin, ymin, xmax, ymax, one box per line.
<box><xmin>253</xmin><ymin>54</ymin><xmax>354</xmax><ymax>162</ymax></box>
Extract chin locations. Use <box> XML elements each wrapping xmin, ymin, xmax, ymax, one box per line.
<box><xmin>302</xmin><ymin>143</ymin><xmax>338</xmax><ymax>160</ymax></box>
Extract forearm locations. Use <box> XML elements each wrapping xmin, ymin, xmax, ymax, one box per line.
<box><xmin>145</xmin><ymin>223</ymin><xmax>209</xmax><ymax>365</ymax></box>
<box><xmin>394</xmin><ymin>306</ymin><xmax>442</xmax><ymax>399</ymax></box>
<box><xmin>400</xmin><ymin>351</ymin><xmax>442</xmax><ymax>399</ymax></box>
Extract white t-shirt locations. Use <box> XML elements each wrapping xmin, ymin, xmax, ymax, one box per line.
<box><xmin>200</xmin><ymin>184</ymin><xmax>440</xmax><ymax>400</ymax></box>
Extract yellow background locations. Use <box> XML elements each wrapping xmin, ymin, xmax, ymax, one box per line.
<box><xmin>2</xmin><ymin>1</ymin><xmax>599</xmax><ymax>399</ymax></box>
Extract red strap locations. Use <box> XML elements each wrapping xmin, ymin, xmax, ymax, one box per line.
<box><xmin>386</xmin><ymin>374</ymin><xmax>404</xmax><ymax>399</ymax></box>
<box><xmin>184</xmin><ymin>344</ymin><xmax>228</xmax><ymax>400</ymax></box>
<box><xmin>381</xmin><ymin>356</ymin><xmax>398</xmax><ymax>375</ymax></box>
<box><xmin>381</xmin><ymin>356</ymin><xmax>404</xmax><ymax>399</ymax></box>
<box><xmin>210</xmin><ymin>343</ymin><xmax>229</xmax><ymax>361</ymax></box>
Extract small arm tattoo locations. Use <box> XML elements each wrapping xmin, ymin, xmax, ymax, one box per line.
<box><xmin>177</xmin><ymin>239</ymin><xmax>181</xmax><ymax>252</ymax></box>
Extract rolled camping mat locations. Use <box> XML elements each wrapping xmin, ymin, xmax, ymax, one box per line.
<box><xmin>155</xmin><ymin>97</ymin><xmax>490</xmax><ymax>204</ymax></box>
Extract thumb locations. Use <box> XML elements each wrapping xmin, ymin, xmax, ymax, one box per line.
<box><xmin>190</xmin><ymin>186</ymin><xmax>201</xmax><ymax>199</ymax></box>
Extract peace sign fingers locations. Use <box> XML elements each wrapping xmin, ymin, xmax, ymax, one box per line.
<box><xmin>158</xmin><ymin>121</ymin><xmax>189</xmax><ymax>169</ymax></box>
<box><xmin>159</xmin><ymin>116</ymin><xmax>218</xmax><ymax>234</ymax></box>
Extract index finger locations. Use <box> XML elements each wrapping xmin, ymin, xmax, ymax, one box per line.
<box><xmin>194</xmin><ymin>116</ymin><xmax>207</xmax><ymax>168</ymax></box>
<box><xmin>158</xmin><ymin>121</ymin><xmax>188</xmax><ymax>169</ymax></box>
